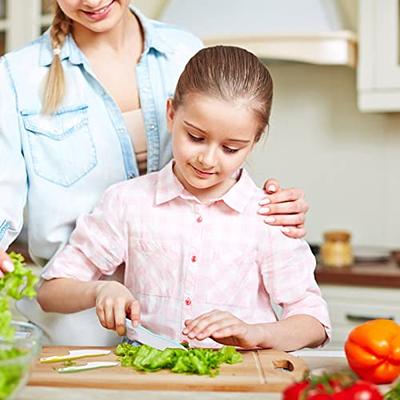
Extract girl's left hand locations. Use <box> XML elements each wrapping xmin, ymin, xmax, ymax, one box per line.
<box><xmin>183</xmin><ymin>310</ymin><xmax>259</xmax><ymax>349</ymax></box>
<box><xmin>259</xmin><ymin>178</ymin><xmax>309</xmax><ymax>239</ymax></box>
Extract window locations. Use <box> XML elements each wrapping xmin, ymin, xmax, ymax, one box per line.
<box><xmin>0</xmin><ymin>0</ymin><xmax>54</xmax><ymax>56</ymax></box>
<box><xmin>0</xmin><ymin>0</ymin><xmax>7</xmax><ymax>56</ymax></box>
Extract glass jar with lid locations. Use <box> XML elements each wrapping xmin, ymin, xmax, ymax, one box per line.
<box><xmin>320</xmin><ymin>230</ymin><xmax>353</xmax><ymax>268</ymax></box>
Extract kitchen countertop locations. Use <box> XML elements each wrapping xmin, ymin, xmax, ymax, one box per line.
<box><xmin>316</xmin><ymin>262</ymin><xmax>400</xmax><ymax>288</ymax></box>
<box><xmin>18</xmin><ymin>350</ymin><xmax>349</xmax><ymax>400</ymax></box>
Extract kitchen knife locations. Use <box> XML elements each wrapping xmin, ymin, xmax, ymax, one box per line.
<box><xmin>125</xmin><ymin>318</ymin><xmax>187</xmax><ymax>351</ymax></box>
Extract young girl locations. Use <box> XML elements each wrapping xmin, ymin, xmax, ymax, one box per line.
<box><xmin>37</xmin><ymin>45</ymin><xmax>330</xmax><ymax>351</ymax></box>
<box><xmin>0</xmin><ymin>1</ymin><xmax>308</xmax><ymax>345</ymax></box>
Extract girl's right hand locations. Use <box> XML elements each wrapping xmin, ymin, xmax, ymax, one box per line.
<box><xmin>0</xmin><ymin>250</ymin><xmax>14</xmax><ymax>277</ymax></box>
<box><xmin>95</xmin><ymin>281</ymin><xmax>140</xmax><ymax>336</ymax></box>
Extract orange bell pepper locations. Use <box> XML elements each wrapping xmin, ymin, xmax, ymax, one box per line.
<box><xmin>345</xmin><ymin>319</ymin><xmax>400</xmax><ymax>384</ymax></box>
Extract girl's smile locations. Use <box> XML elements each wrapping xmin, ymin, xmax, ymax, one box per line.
<box><xmin>190</xmin><ymin>164</ymin><xmax>216</xmax><ymax>178</ymax></box>
<box><xmin>81</xmin><ymin>0</ymin><xmax>115</xmax><ymax>22</ymax></box>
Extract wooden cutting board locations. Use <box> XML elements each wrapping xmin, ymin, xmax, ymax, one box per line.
<box><xmin>28</xmin><ymin>346</ymin><xmax>308</xmax><ymax>392</ymax></box>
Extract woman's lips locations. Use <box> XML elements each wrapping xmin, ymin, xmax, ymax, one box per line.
<box><xmin>82</xmin><ymin>0</ymin><xmax>115</xmax><ymax>21</ymax></box>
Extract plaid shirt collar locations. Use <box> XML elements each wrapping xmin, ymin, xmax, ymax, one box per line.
<box><xmin>155</xmin><ymin>161</ymin><xmax>258</xmax><ymax>213</ymax></box>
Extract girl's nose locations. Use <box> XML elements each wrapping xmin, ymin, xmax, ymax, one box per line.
<box><xmin>198</xmin><ymin>148</ymin><xmax>216</xmax><ymax>168</ymax></box>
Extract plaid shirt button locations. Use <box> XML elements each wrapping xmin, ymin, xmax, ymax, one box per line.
<box><xmin>185</xmin><ymin>298</ymin><xmax>192</xmax><ymax>306</ymax></box>
<box><xmin>191</xmin><ymin>255</ymin><xmax>197</xmax><ymax>262</ymax></box>
<box><xmin>196</xmin><ymin>216</ymin><xmax>203</xmax><ymax>223</ymax></box>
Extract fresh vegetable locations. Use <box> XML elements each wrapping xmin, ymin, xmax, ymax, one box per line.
<box><xmin>0</xmin><ymin>252</ymin><xmax>38</xmax><ymax>340</ymax></box>
<box><xmin>40</xmin><ymin>348</ymin><xmax>111</xmax><ymax>364</ymax></box>
<box><xmin>0</xmin><ymin>252</ymin><xmax>38</xmax><ymax>400</ymax></box>
<box><xmin>384</xmin><ymin>380</ymin><xmax>400</xmax><ymax>400</ymax></box>
<box><xmin>282</xmin><ymin>372</ymin><xmax>383</xmax><ymax>400</ymax></box>
<box><xmin>55</xmin><ymin>361</ymin><xmax>119</xmax><ymax>373</ymax></box>
<box><xmin>345</xmin><ymin>319</ymin><xmax>400</xmax><ymax>384</ymax></box>
<box><xmin>115</xmin><ymin>343</ymin><xmax>242</xmax><ymax>377</ymax></box>
<box><xmin>0</xmin><ymin>348</ymin><xmax>28</xmax><ymax>400</ymax></box>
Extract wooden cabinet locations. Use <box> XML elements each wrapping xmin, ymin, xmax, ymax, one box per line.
<box><xmin>358</xmin><ymin>0</ymin><xmax>400</xmax><ymax>112</ymax></box>
<box><xmin>320</xmin><ymin>284</ymin><xmax>400</xmax><ymax>349</ymax></box>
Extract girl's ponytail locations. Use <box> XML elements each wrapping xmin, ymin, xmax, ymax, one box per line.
<box><xmin>42</xmin><ymin>4</ymin><xmax>71</xmax><ymax>114</ymax></box>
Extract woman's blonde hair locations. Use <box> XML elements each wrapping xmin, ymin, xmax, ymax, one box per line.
<box><xmin>172</xmin><ymin>46</ymin><xmax>273</xmax><ymax>142</ymax></box>
<box><xmin>42</xmin><ymin>3</ymin><xmax>72</xmax><ymax>114</ymax></box>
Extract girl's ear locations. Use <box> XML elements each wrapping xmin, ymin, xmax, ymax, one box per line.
<box><xmin>166</xmin><ymin>98</ymin><xmax>175</xmax><ymax>135</ymax></box>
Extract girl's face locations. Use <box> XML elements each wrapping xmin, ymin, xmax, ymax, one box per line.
<box><xmin>167</xmin><ymin>93</ymin><xmax>259</xmax><ymax>201</ymax></box>
<box><xmin>56</xmin><ymin>0</ymin><xmax>130</xmax><ymax>32</ymax></box>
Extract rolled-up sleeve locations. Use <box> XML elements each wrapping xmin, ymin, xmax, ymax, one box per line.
<box><xmin>260</xmin><ymin>227</ymin><xmax>331</xmax><ymax>339</ymax></box>
<box><xmin>42</xmin><ymin>185</ymin><xmax>126</xmax><ymax>281</ymax></box>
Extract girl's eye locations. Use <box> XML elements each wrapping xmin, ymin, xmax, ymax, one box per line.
<box><xmin>223</xmin><ymin>146</ymin><xmax>240</xmax><ymax>154</ymax></box>
<box><xmin>187</xmin><ymin>132</ymin><xmax>204</xmax><ymax>142</ymax></box>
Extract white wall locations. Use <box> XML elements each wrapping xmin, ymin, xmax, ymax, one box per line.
<box><xmin>247</xmin><ymin>63</ymin><xmax>400</xmax><ymax>248</ymax></box>
<box><xmin>133</xmin><ymin>0</ymin><xmax>168</xmax><ymax>19</ymax></box>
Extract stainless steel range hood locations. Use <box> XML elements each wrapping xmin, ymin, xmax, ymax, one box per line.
<box><xmin>159</xmin><ymin>0</ymin><xmax>357</xmax><ymax>67</ymax></box>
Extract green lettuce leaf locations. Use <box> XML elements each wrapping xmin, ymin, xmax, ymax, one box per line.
<box><xmin>0</xmin><ymin>252</ymin><xmax>38</xmax><ymax>340</ymax></box>
<box><xmin>115</xmin><ymin>343</ymin><xmax>242</xmax><ymax>376</ymax></box>
<box><xmin>0</xmin><ymin>252</ymin><xmax>38</xmax><ymax>399</ymax></box>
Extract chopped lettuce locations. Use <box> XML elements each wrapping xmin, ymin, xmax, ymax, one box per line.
<box><xmin>0</xmin><ymin>252</ymin><xmax>38</xmax><ymax>340</ymax></box>
<box><xmin>0</xmin><ymin>348</ymin><xmax>27</xmax><ymax>400</ymax></box>
<box><xmin>0</xmin><ymin>252</ymin><xmax>38</xmax><ymax>399</ymax></box>
<box><xmin>115</xmin><ymin>343</ymin><xmax>242</xmax><ymax>377</ymax></box>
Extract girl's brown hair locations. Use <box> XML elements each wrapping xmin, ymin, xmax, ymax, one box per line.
<box><xmin>42</xmin><ymin>3</ymin><xmax>72</xmax><ymax>114</ymax></box>
<box><xmin>172</xmin><ymin>45</ymin><xmax>273</xmax><ymax>142</ymax></box>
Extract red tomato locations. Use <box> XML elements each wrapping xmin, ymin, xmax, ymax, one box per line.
<box><xmin>282</xmin><ymin>375</ymin><xmax>383</xmax><ymax>400</ymax></box>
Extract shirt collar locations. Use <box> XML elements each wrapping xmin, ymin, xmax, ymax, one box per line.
<box><xmin>221</xmin><ymin>168</ymin><xmax>258</xmax><ymax>213</ymax></box>
<box><xmin>155</xmin><ymin>161</ymin><xmax>258</xmax><ymax>213</ymax></box>
<box><xmin>155</xmin><ymin>161</ymin><xmax>187</xmax><ymax>205</ymax></box>
<box><xmin>39</xmin><ymin>6</ymin><xmax>172</xmax><ymax>68</ymax></box>
<box><xmin>39</xmin><ymin>32</ymin><xmax>84</xmax><ymax>67</ymax></box>
<box><xmin>132</xmin><ymin>6</ymin><xmax>173</xmax><ymax>55</ymax></box>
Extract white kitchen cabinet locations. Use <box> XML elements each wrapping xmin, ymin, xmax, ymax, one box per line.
<box><xmin>320</xmin><ymin>284</ymin><xmax>400</xmax><ymax>349</ymax></box>
<box><xmin>0</xmin><ymin>0</ymin><xmax>52</xmax><ymax>56</ymax></box>
<box><xmin>358</xmin><ymin>0</ymin><xmax>400</xmax><ymax>112</ymax></box>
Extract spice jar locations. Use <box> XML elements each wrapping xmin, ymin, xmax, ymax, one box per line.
<box><xmin>321</xmin><ymin>230</ymin><xmax>353</xmax><ymax>268</ymax></box>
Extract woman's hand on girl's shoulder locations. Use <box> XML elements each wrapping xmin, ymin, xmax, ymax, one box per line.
<box><xmin>0</xmin><ymin>250</ymin><xmax>14</xmax><ymax>277</ymax></box>
<box><xmin>258</xmin><ymin>178</ymin><xmax>309</xmax><ymax>239</ymax></box>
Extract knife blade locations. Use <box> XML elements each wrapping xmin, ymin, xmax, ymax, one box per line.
<box><xmin>125</xmin><ymin>318</ymin><xmax>187</xmax><ymax>351</ymax></box>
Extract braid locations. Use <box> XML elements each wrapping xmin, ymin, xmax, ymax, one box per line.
<box><xmin>42</xmin><ymin>4</ymin><xmax>72</xmax><ymax>114</ymax></box>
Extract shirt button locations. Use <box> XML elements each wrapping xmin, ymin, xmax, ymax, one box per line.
<box><xmin>185</xmin><ymin>298</ymin><xmax>192</xmax><ymax>306</ymax></box>
<box><xmin>196</xmin><ymin>216</ymin><xmax>203</xmax><ymax>223</ymax></box>
<box><xmin>191</xmin><ymin>255</ymin><xmax>197</xmax><ymax>262</ymax></box>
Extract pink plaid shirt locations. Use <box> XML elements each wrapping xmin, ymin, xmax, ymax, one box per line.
<box><xmin>42</xmin><ymin>161</ymin><xmax>331</xmax><ymax>348</ymax></box>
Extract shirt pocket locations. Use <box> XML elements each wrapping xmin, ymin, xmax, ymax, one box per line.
<box><xmin>203</xmin><ymin>245</ymin><xmax>259</xmax><ymax>309</ymax></box>
<box><xmin>128</xmin><ymin>239</ymin><xmax>182</xmax><ymax>298</ymax></box>
<box><xmin>21</xmin><ymin>105</ymin><xmax>97</xmax><ymax>187</ymax></box>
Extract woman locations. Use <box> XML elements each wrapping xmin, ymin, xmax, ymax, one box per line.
<box><xmin>0</xmin><ymin>1</ymin><xmax>308</xmax><ymax>344</ymax></box>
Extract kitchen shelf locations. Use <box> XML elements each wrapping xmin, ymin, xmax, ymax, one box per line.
<box><xmin>203</xmin><ymin>31</ymin><xmax>357</xmax><ymax>68</ymax></box>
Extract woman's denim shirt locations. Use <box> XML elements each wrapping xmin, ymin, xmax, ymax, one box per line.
<box><xmin>0</xmin><ymin>8</ymin><xmax>202</xmax><ymax>264</ymax></box>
